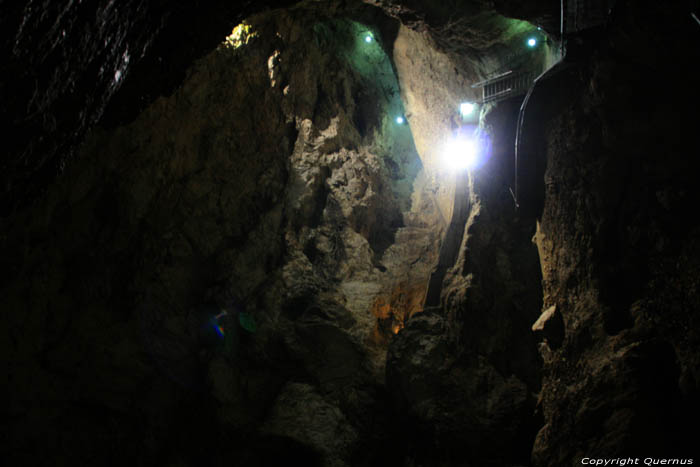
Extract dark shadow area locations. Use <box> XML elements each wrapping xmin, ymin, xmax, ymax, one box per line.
<box><xmin>515</xmin><ymin>62</ymin><xmax>579</xmax><ymax>219</ymax></box>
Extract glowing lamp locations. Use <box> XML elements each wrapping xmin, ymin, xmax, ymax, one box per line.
<box><xmin>365</xmin><ymin>35</ymin><xmax>373</xmax><ymax>43</ymax></box>
<box><xmin>442</xmin><ymin>136</ymin><xmax>478</xmax><ymax>171</ymax></box>
<box><xmin>396</xmin><ymin>116</ymin><xmax>405</xmax><ymax>124</ymax></box>
<box><xmin>527</xmin><ymin>37</ymin><xmax>537</xmax><ymax>47</ymax></box>
<box><xmin>441</xmin><ymin>126</ymin><xmax>491</xmax><ymax>171</ymax></box>
<box><xmin>460</xmin><ymin>102</ymin><xmax>476</xmax><ymax>117</ymax></box>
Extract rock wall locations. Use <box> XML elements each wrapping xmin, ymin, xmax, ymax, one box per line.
<box><xmin>1</xmin><ymin>8</ymin><xmax>444</xmax><ymax>466</ymax></box>
<box><xmin>385</xmin><ymin>92</ymin><xmax>544</xmax><ymax>467</ymax></box>
<box><xmin>0</xmin><ymin>0</ymin><xmax>305</xmax><ymax>216</ymax></box>
<box><xmin>0</xmin><ymin>1</ymin><xmax>556</xmax><ymax>465</ymax></box>
<box><xmin>381</xmin><ymin>11</ymin><xmax>546</xmax><ymax>466</ymax></box>
<box><xmin>529</xmin><ymin>1</ymin><xmax>700</xmax><ymax>464</ymax></box>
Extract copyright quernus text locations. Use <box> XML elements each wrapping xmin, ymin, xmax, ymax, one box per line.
<box><xmin>581</xmin><ymin>459</ymin><xmax>694</xmax><ymax>466</ymax></box>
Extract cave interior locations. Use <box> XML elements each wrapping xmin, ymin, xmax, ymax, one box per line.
<box><xmin>2</xmin><ymin>0</ymin><xmax>700</xmax><ymax>466</ymax></box>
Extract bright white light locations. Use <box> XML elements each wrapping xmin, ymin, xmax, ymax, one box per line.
<box><xmin>442</xmin><ymin>136</ymin><xmax>478</xmax><ymax>170</ymax></box>
<box><xmin>460</xmin><ymin>102</ymin><xmax>476</xmax><ymax>117</ymax></box>
<box><xmin>396</xmin><ymin>116</ymin><xmax>404</xmax><ymax>124</ymax></box>
<box><xmin>527</xmin><ymin>37</ymin><xmax>537</xmax><ymax>47</ymax></box>
<box><xmin>365</xmin><ymin>35</ymin><xmax>373</xmax><ymax>43</ymax></box>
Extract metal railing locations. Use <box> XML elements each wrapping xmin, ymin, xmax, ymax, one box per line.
<box><xmin>472</xmin><ymin>69</ymin><xmax>535</xmax><ymax>104</ymax></box>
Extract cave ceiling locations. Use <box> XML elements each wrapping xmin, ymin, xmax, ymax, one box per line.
<box><xmin>1</xmin><ymin>0</ymin><xmax>556</xmax><ymax>213</ymax></box>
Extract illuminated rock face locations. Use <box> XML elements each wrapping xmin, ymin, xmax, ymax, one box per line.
<box><xmin>385</xmin><ymin>1</ymin><xmax>700</xmax><ymax>464</ymax></box>
<box><xmin>385</xmin><ymin>98</ymin><xmax>544</xmax><ymax>466</ymax></box>
<box><xmin>1</xmin><ymin>8</ymin><xmax>443</xmax><ymax>466</ymax></box>
<box><xmin>392</xmin><ymin>24</ymin><xmax>476</xmax><ymax>225</ymax></box>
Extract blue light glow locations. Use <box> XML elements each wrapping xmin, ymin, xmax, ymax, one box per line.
<box><xmin>365</xmin><ymin>35</ymin><xmax>373</xmax><ymax>43</ymax></box>
<box><xmin>396</xmin><ymin>116</ymin><xmax>405</xmax><ymax>124</ymax></box>
<box><xmin>212</xmin><ymin>310</ymin><xmax>227</xmax><ymax>338</ymax></box>
<box><xmin>527</xmin><ymin>37</ymin><xmax>537</xmax><ymax>47</ymax></box>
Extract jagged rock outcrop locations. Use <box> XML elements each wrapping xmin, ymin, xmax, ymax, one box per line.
<box><xmin>0</xmin><ymin>0</ymin><xmax>306</xmax><ymax>216</ymax></box>
<box><xmin>529</xmin><ymin>2</ymin><xmax>700</xmax><ymax>464</ymax></box>
<box><xmin>1</xmin><ymin>7</ymin><xmax>445</xmax><ymax>465</ymax></box>
<box><xmin>385</xmin><ymin>98</ymin><xmax>544</xmax><ymax>466</ymax></box>
<box><xmin>0</xmin><ymin>0</ymin><xmax>556</xmax><ymax>216</ymax></box>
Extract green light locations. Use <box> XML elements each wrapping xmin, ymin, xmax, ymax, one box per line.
<box><xmin>396</xmin><ymin>116</ymin><xmax>405</xmax><ymax>124</ymax></box>
<box><xmin>238</xmin><ymin>312</ymin><xmax>257</xmax><ymax>333</ymax></box>
<box><xmin>527</xmin><ymin>37</ymin><xmax>537</xmax><ymax>47</ymax></box>
<box><xmin>365</xmin><ymin>35</ymin><xmax>373</xmax><ymax>43</ymax></box>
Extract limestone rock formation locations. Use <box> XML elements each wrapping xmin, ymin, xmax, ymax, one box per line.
<box><xmin>2</xmin><ymin>6</ymin><xmax>444</xmax><ymax>465</ymax></box>
<box><xmin>530</xmin><ymin>3</ymin><xmax>700</xmax><ymax>462</ymax></box>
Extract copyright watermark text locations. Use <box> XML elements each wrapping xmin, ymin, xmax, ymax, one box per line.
<box><xmin>581</xmin><ymin>459</ymin><xmax>694</xmax><ymax>466</ymax></box>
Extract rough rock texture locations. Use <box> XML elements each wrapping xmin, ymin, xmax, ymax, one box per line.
<box><xmin>392</xmin><ymin>24</ymin><xmax>477</xmax><ymax>225</ymax></box>
<box><xmin>2</xmin><ymin>0</ymin><xmax>156</xmax><ymax>215</ymax></box>
<box><xmin>390</xmin><ymin>11</ymin><xmax>554</xmax><ymax>227</ymax></box>
<box><xmin>529</xmin><ymin>1</ymin><xmax>700</xmax><ymax>464</ymax></box>
<box><xmin>385</xmin><ymin>96</ymin><xmax>544</xmax><ymax>466</ymax></box>
<box><xmin>1</xmin><ymin>7</ymin><xmax>445</xmax><ymax>465</ymax></box>
<box><xmin>1</xmin><ymin>0</ymin><xmax>305</xmax><ymax>216</ymax></box>
<box><xmin>378</xmin><ymin>13</ymin><xmax>546</xmax><ymax>465</ymax></box>
<box><xmin>0</xmin><ymin>0</ymin><xmax>555</xmax><ymax>217</ymax></box>
<box><xmin>366</xmin><ymin>0</ymin><xmax>559</xmax><ymax>55</ymax></box>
